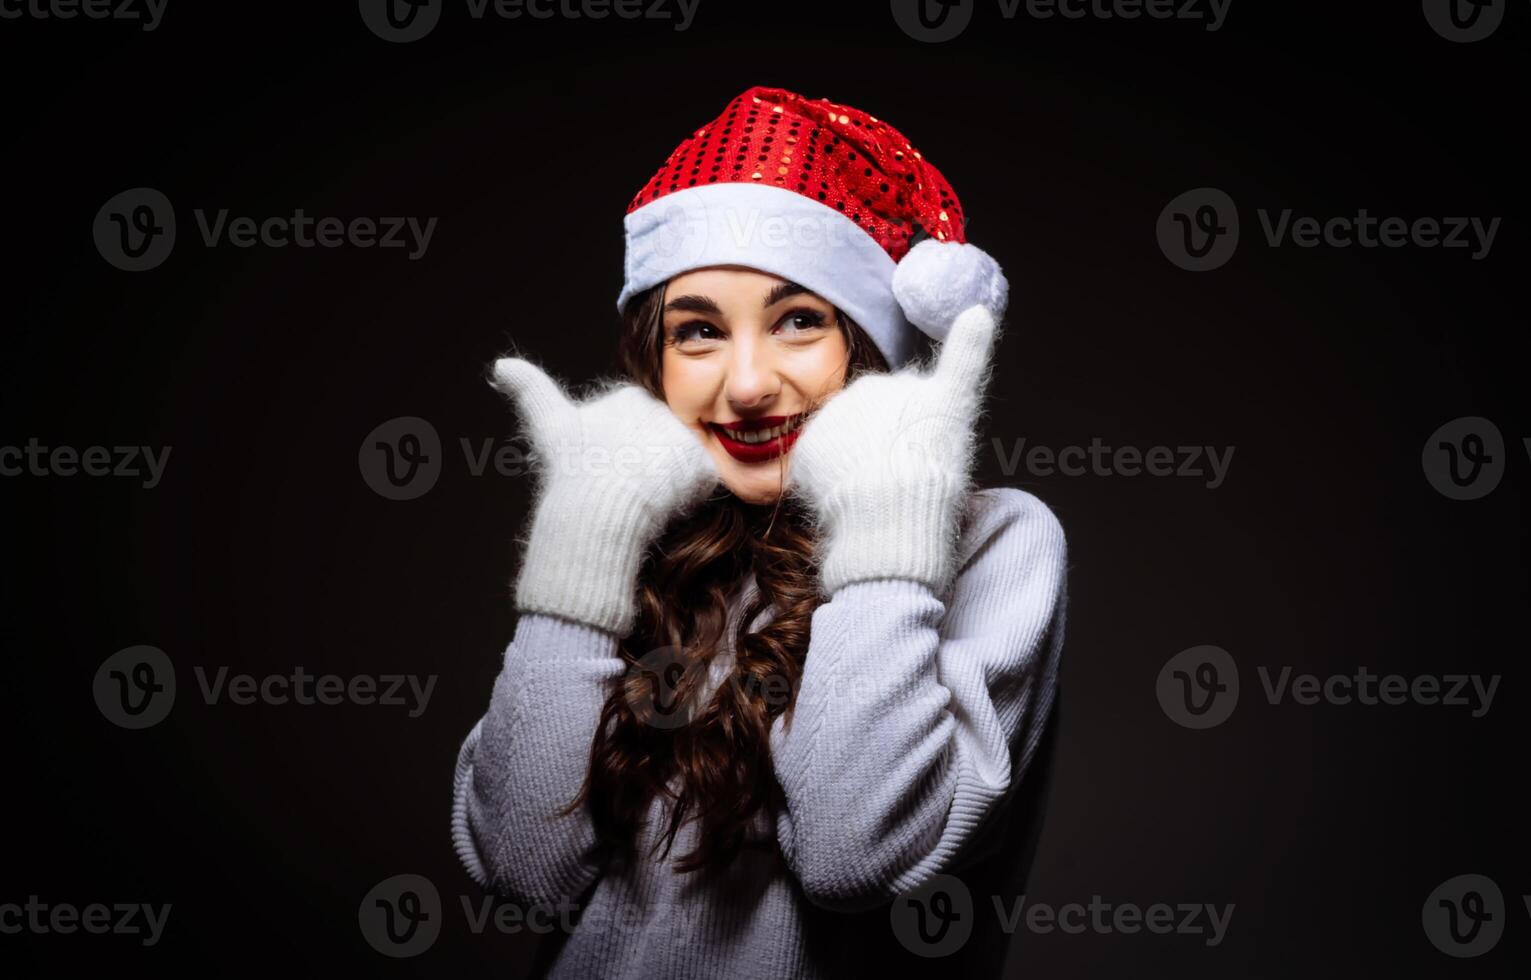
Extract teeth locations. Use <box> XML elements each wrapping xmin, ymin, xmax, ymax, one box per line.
<box><xmin>739</xmin><ymin>426</ymin><xmax>781</xmax><ymax>444</ymax></box>
<box><xmin>727</xmin><ymin>416</ymin><xmax>802</xmax><ymax>445</ymax></box>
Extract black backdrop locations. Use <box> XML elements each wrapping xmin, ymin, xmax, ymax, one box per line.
<box><xmin>2</xmin><ymin>1</ymin><xmax>1526</xmax><ymax>975</ymax></box>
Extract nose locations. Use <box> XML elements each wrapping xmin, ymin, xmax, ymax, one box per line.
<box><xmin>723</xmin><ymin>332</ymin><xmax>781</xmax><ymax>412</ymax></box>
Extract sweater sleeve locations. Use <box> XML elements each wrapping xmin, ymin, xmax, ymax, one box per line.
<box><xmin>451</xmin><ymin>612</ymin><xmax>624</xmax><ymax>906</ymax></box>
<box><xmin>770</xmin><ymin>486</ymin><xmax>1068</xmax><ymax>913</ymax></box>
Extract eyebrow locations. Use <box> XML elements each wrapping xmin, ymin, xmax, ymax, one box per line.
<box><xmin>662</xmin><ymin>281</ymin><xmax>814</xmax><ymax>316</ymax></box>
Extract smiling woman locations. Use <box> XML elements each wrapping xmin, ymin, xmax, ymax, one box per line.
<box><xmin>643</xmin><ymin>266</ymin><xmax>887</xmax><ymax>502</ymax></box>
<box><xmin>452</xmin><ymin>85</ymin><xmax>1067</xmax><ymax>979</ymax></box>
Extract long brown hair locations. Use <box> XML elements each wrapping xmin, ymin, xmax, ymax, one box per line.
<box><xmin>555</xmin><ymin>278</ymin><xmax>890</xmax><ymax>875</ymax></box>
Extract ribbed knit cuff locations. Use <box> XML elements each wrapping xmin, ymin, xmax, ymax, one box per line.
<box><xmin>450</xmin><ymin>719</ymin><xmax>489</xmax><ymax>888</ymax></box>
<box><xmin>514</xmin><ymin>478</ymin><xmax>663</xmax><ymax>637</ymax></box>
<box><xmin>817</xmin><ymin>476</ymin><xmax>966</xmax><ymax>596</ymax></box>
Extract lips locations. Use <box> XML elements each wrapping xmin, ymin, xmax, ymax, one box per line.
<box><xmin>707</xmin><ymin>413</ymin><xmax>807</xmax><ymax>463</ymax></box>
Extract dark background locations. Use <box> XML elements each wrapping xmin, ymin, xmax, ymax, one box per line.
<box><xmin>2</xmin><ymin>0</ymin><xmax>1525</xmax><ymax>975</ymax></box>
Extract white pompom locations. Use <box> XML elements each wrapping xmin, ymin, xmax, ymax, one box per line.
<box><xmin>891</xmin><ymin>239</ymin><xmax>1009</xmax><ymax>341</ymax></box>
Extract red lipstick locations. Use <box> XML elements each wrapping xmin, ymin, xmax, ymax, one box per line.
<box><xmin>707</xmin><ymin>414</ymin><xmax>807</xmax><ymax>463</ymax></box>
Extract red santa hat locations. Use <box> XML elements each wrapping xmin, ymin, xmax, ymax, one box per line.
<box><xmin>616</xmin><ymin>85</ymin><xmax>1008</xmax><ymax>370</ymax></box>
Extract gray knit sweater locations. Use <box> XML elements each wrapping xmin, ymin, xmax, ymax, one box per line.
<box><xmin>451</xmin><ymin>485</ymin><xmax>1068</xmax><ymax>978</ymax></box>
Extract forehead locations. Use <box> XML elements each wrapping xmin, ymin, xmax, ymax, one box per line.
<box><xmin>666</xmin><ymin>265</ymin><xmax>784</xmax><ymax>295</ymax></box>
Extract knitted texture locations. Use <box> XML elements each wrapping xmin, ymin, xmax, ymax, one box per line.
<box><xmin>787</xmin><ymin>303</ymin><xmax>1002</xmax><ymax>596</ymax></box>
<box><xmin>489</xmin><ymin>358</ymin><xmax>721</xmax><ymax>636</ymax></box>
<box><xmin>451</xmin><ymin>485</ymin><xmax>1069</xmax><ymax>979</ymax></box>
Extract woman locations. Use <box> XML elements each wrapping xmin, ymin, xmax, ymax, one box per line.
<box><xmin>452</xmin><ymin>85</ymin><xmax>1069</xmax><ymax>978</ymax></box>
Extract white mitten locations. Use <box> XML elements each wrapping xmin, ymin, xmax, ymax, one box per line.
<box><xmin>786</xmin><ymin>305</ymin><xmax>1001</xmax><ymax>596</ymax></box>
<box><xmin>490</xmin><ymin>359</ymin><xmax>721</xmax><ymax>636</ymax></box>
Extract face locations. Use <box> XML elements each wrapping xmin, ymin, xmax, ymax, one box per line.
<box><xmin>660</xmin><ymin>266</ymin><xmax>850</xmax><ymax>505</ymax></box>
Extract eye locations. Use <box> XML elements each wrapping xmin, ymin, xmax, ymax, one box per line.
<box><xmin>776</xmin><ymin>307</ymin><xmax>830</xmax><ymax>334</ymax></box>
<box><xmin>668</xmin><ymin>320</ymin><xmax>722</xmax><ymax>345</ymax></box>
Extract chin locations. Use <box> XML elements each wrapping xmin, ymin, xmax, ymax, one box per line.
<box><xmin>723</xmin><ymin>476</ymin><xmax>785</xmax><ymax>507</ymax></box>
<box><xmin>712</xmin><ymin>450</ymin><xmax>793</xmax><ymax>506</ymax></box>
<box><xmin>729</xmin><ymin>487</ymin><xmax>783</xmax><ymax>507</ymax></box>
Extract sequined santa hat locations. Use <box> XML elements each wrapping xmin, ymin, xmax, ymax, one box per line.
<box><xmin>616</xmin><ymin>85</ymin><xmax>1008</xmax><ymax>370</ymax></box>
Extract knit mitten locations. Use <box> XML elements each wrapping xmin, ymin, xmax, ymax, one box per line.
<box><xmin>786</xmin><ymin>305</ymin><xmax>1001</xmax><ymax>596</ymax></box>
<box><xmin>490</xmin><ymin>358</ymin><xmax>721</xmax><ymax>636</ymax></box>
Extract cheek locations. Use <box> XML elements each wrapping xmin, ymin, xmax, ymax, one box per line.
<box><xmin>661</xmin><ymin>356</ymin><xmax>715</xmax><ymax>415</ymax></box>
<box><xmin>794</xmin><ymin>337</ymin><xmax>850</xmax><ymax>391</ymax></box>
